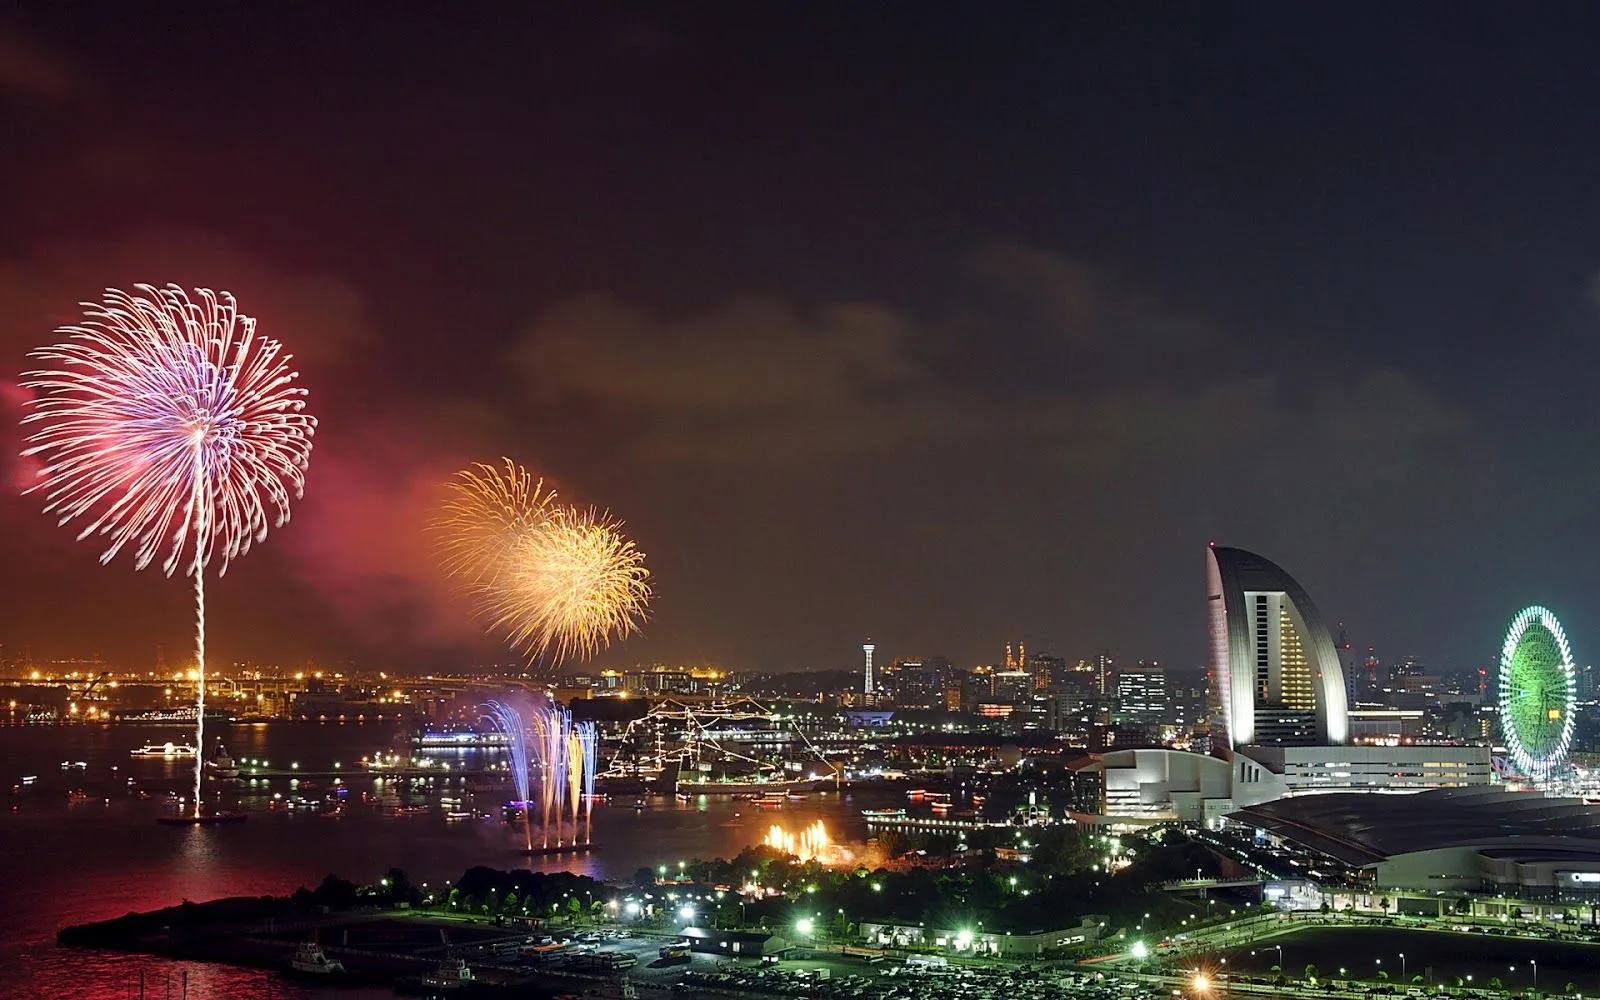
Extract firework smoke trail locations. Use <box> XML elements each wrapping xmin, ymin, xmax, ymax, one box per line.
<box><xmin>485</xmin><ymin>701</ymin><xmax>533</xmax><ymax>850</ymax></box>
<box><xmin>489</xmin><ymin>506</ymin><xmax>652</xmax><ymax>664</ymax></box>
<box><xmin>578</xmin><ymin>721</ymin><xmax>598</xmax><ymax>845</ymax></box>
<box><xmin>21</xmin><ymin>286</ymin><xmax>315</xmax><ymax>816</ymax></box>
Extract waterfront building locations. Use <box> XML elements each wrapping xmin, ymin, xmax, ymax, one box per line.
<box><xmin>1232</xmin><ymin>743</ymin><xmax>1491</xmax><ymax>798</ymax></box>
<box><xmin>1206</xmin><ymin>544</ymin><xmax>1349</xmax><ymax>747</ymax></box>
<box><xmin>1072</xmin><ymin>743</ymin><xmax>1492</xmax><ymax>827</ymax></box>
<box><xmin>861</xmin><ymin>918</ymin><xmax>1106</xmax><ymax>957</ymax></box>
<box><xmin>1236</xmin><ymin>786</ymin><xmax>1600</xmax><ymax>901</ymax></box>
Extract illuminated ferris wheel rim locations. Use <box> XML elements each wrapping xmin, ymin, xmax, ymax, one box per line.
<box><xmin>1497</xmin><ymin>604</ymin><xmax>1577</xmax><ymax>778</ymax></box>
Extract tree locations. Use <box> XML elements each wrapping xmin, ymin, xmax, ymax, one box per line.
<box><xmin>1379</xmin><ymin>897</ymin><xmax>1391</xmax><ymax>914</ymax></box>
<box><xmin>1565</xmin><ymin>983</ymin><xmax>1579</xmax><ymax>995</ymax></box>
<box><xmin>1412</xmin><ymin>975</ymin><xmax>1425</xmax><ymax>986</ymax></box>
<box><xmin>1305</xmin><ymin>964</ymin><xmax>1320</xmax><ymax>982</ymax></box>
<box><xmin>378</xmin><ymin>868</ymin><xmax>422</xmax><ymax>908</ymax></box>
<box><xmin>1487</xmin><ymin>978</ymin><xmax>1505</xmax><ymax>993</ymax></box>
<box><xmin>1320</xmin><ymin>900</ymin><xmax>1332</xmax><ymax>916</ymax></box>
<box><xmin>1377</xmin><ymin>971</ymin><xmax>1390</xmax><ymax>983</ymax></box>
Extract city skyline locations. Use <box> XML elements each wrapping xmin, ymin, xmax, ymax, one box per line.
<box><xmin>4</xmin><ymin>9</ymin><xmax>1600</xmax><ymax>672</ymax></box>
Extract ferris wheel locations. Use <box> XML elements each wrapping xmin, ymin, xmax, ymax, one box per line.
<box><xmin>1498</xmin><ymin>605</ymin><xmax>1578</xmax><ymax>784</ymax></box>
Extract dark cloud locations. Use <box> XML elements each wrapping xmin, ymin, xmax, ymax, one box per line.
<box><xmin>0</xmin><ymin>230</ymin><xmax>375</xmax><ymax>373</ymax></box>
<box><xmin>512</xmin><ymin>293</ymin><xmax>966</xmax><ymax>463</ymax></box>
<box><xmin>0</xmin><ymin>24</ymin><xmax>80</xmax><ymax>102</ymax></box>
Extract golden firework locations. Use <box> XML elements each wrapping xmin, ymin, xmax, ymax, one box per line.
<box><xmin>433</xmin><ymin>459</ymin><xmax>558</xmax><ymax>590</ymax></box>
<box><xmin>434</xmin><ymin>459</ymin><xmax>650</xmax><ymax>665</ymax></box>
<box><xmin>486</xmin><ymin>506</ymin><xmax>652</xmax><ymax>663</ymax></box>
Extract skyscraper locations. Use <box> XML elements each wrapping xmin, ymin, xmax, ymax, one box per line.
<box><xmin>1206</xmin><ymin>545</ymin><xmax>1348</xmax><ymax>747</ymax></box>
<box><xmin>1115</xmin><ymin>660</ymin><xmax>1168</xmax><ymax>729</ymax></box>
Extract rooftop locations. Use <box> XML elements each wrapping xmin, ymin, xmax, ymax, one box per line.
<box><xmin>1230</xmin><ymin>786</ymin><xmax>1600</xmax><ymax>866</ymax></box>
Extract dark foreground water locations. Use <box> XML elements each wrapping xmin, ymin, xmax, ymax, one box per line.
<box><xmin>0</xmin><ymin>721</ymin><xmax>871</xmax><ymax>999</ymax></box>
<box><xmin>1222</xmin><ymin>926</ymin><xmax>1600</xmax><ymax>992</ymax></box>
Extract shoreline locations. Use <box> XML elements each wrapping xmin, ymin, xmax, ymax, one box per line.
<box><xmin>56</xmin><ymin>896</ymin><xmax>578</xmax><ymax>997</ymax></box>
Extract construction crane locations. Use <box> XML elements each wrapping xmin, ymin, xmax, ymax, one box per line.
<box><xmin>69</xmin><ymin>671</ymin><xmax>110</xmax><ymax>701</ymax></box>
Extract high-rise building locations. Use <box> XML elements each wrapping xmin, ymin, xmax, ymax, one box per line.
<box><xmin>1115</xmin><ymin>660</ymin><xmax>1168</xmax><ymax>729</ymax></box>
<box><xmin>1097</xmin><ymin>651</ymin><xmax>1115</xmax><ymax>696</ymax></box>
<box><xmin>991</xmin><ymin>670</ymin><xmax>1032</xmax><ymax>703</ymax></box>
<box><xmin>862</xmin><ymin>640</ymin><xmax>875</xmax><ymax>700</ymax></box>
<box><xmin>1206</xmin><ymin>544</ymin><xmax>1348</xmax><ymax>747</ymax></box>
<box><xmin>1029</xmin><ymin>654</ymin><xmax>1066</xmax><ymax>693</ymax></box>
<box><xmin>1335</xmin><ymin>622</ymin><xmax>1362</xmax><ymax>708</ymax></box>
<box><xmin>890</xmin><ymin>657</ymin><xmax>950</xmax><ymax>709</ymax></box>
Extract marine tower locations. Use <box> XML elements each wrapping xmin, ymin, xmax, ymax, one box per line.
<box><xmin>1206</xmin><ymin>545</ymin><xmax>1348</xmax><ymax>748</ymax></box>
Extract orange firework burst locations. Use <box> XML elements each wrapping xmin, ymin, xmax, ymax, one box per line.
<box><xmin>487</xmin><ymin>506</ymin><xmax>652</xmax><ymax>663</ymax></box>
<box><xmin>433</xmin><ymin>459</ymin><xmax>558</xmax><ymax>590</ymax></box>
<box><xmin>434</xmin><ymin>459</ymin><xmax>650</xmax><ymax>665</ymax></box>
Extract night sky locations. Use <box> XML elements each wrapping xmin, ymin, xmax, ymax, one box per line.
<box><xmin>1</xmin><ymin>6</ymin><xmax>1598</xmax><ymax>675</ymax></box>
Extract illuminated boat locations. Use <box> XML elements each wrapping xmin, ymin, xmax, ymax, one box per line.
<box><xmin>288</xmin><ymin>939</ymin><xmax>345</xmax><ymax>976</ymax></box>
<box><xmin>207</xmin><ymin>743</ymin><xmax>239</xmax><ymax>778</ymax></box>
<box><xmin>131</xmin><ymin>741</ymin><xmax>199</xmax><ymax>757</ymax></box>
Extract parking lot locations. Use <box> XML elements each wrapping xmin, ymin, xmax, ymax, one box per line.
<box><xmin>679</xmin><ymin>960</ymin><xmax>1172</xmax><ymax>1000</ymax></box>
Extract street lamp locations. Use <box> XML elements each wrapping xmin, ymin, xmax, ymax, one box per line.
<box><xmin>1400</xmin><ymin>954</ymin><xmax>1406</xmax><ymax>982</ymax></box>
<box><xmin>1531</xmin><ymin>959</ymin><xmax>1538</xmax><ymax>990</ymax></box>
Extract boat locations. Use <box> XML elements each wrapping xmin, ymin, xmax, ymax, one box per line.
<box><xmin>156</xmin><ymin>809</ymin><xmax>247</xmax><ymax>825</ymax></box>
<box><xmin>287</xmin><ymin>938</ymin><xmax>345</xmax><ymax>976</ymax></box>
<box><xmin>412</xmin><ymin>727</ymin><xmax>510</xmax><ymax>749</ymax></box>
<box><xmin>719</xmin><ymin>811</ymin><xmax>746</xmax><ymax>828</ymax></box>
<box><xmin>427</xmin><ymin>956</ymin><xmax>473</xmax><ymax>988</ymax></box>
<box><xmin>861</xmin><ymin>808</ymin><xmax>907</xmax><ymax>818</ymax></box>
<box><xmin>208</xmin><ymin>743</ymin><xmax>239</xmax><ymax>779</ymax></box>
<box><xmin>131</xmin><ymin>741</ymin><xmax>199</xmax><ymax>758</ymax></box>
<box><xmin>113</xmin><ymin>707</ymin><xmax>234</xmax><ymax>724</ymax></box>
<box><xmin>398</xmin><ymin>955</ymin><xmax>473</xmax><ymax>993</ymax></box>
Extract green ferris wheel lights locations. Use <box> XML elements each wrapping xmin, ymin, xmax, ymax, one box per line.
<box><xmin>1498</xmin><ymin>605</ymin><xmax>1577</xmax><ymax>783</ymax></box>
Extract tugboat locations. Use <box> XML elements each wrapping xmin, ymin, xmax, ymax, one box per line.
<box><xmin>287</xmin><ymin>938</ymin><xmax>345</xmax><ymax>977</ymax></box>
<box><xmin>208</xmin><ymin>742</ymin><xmax>239</xmax><ymax>780</ymax></box>
<box><xmin>399</xmin><ymin>932</ymin><xmax>474</xmax><ymax>993</ymax></box>
<box><xmin>421</xmin><ymin>955</ymin><xmax>473</xmax><ymax>991</ymax></box>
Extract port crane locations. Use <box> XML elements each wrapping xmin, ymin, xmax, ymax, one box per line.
<box><xmin>68</xmin><ymin>671</ymin><xmax>110</xmax><ymax>701</ymax></box>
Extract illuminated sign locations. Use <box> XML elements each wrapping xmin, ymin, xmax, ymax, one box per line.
<box><xmin>1567</xmin><ymin>872</ymin><xmax>1600</xmax><ymax>884</ymax></box>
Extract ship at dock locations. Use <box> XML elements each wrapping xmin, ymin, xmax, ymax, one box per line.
<box><xmin>596</xmin><ymin>697</ymin><xmax>840</xmax><ymax>796</ymax></box>
<box><xmin>113</xmin><ymin>707</ymin><xmax>235</xmax><ymax>725</ymax></box>
<box><xmin>410</xmin><ymin>726</ymin><xmax>511</xmax><ymax>750</ymax></box>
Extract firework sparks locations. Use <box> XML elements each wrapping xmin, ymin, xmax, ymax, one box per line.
<box><xmin>435</xmin><ymin>459</ymin><xmax>651</xmax><ymax>666</ymax></box>
<box><xmin>434</xmin><ymin>459</ymin><xmax>557</xmax><ymax>590</ymax></box>
<box><xmin>21</xmin><ymin>284</ymin><xmax>316</xmax><ymax>815</ymax></box>
<box><xmin>488</xmin><ymin>506</ymin><xmax>651</xmax><ymax>663</ymax></box>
